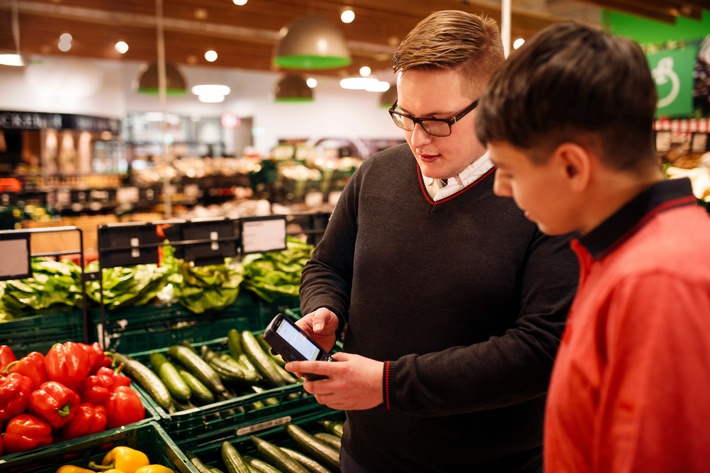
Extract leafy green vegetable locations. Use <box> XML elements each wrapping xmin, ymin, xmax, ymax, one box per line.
<box><xmin>241</xmin><ymin>236</ymin><xmax>313</xmax><ymax>303</ymax></box>
<box><xmin>163</xmin><ymin>245</ymin><xmax>245</xmax><ymax>314</ymax></box>
<box><xmin>0</xmin><ymin>257</ymin><xmax>83</xmax><ymax>321</ymax></box>
<box><xmin>85</xmin><ymin>260</ymin><xmax>169</xmax><ymax>309</ymax></box>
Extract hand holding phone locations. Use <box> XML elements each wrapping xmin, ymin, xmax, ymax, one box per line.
<box><xmin>263</xmin><ymin>313</ymin><xmax>333</xmax><ymax>380</ymax></box>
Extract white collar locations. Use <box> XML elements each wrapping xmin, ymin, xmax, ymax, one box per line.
<box><xmin>423</xmin><ymin>152</ymin><xmax>494</xmax><ymax>201</ymax></box>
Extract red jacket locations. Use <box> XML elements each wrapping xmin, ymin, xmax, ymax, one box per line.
<box><xmin>545</xmin><ymin>178</ymin><xmax>710</xmax><ymax>472</ymax></box>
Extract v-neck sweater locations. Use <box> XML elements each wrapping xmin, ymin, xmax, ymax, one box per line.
<box><xmin>300</xmin><ymin>143</ymin><xmax>579</xmax><ymax>472</ymax></box>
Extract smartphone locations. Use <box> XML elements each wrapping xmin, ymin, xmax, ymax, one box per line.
<box><xmin>263</xmin><ymin>313</ymin><xmax>332</xmax><ymax>380</ymax></box>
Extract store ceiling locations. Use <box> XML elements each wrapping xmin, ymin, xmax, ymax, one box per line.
<box><xmin>0</xmin><ymin>0</ymin><xmax>707</xmax><ymax>78</ymax></box>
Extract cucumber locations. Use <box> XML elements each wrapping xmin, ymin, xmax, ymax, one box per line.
<box><xmin>244</xmin><ymin>456</ymin><xmax>282</xmax><ymax>473</ymax></box>
<box><xmin>187</xmin><ymin>452</ymin><xmax>213</xmax><ymax>473</ymax></box>
<box><xmin>241</xmin><ymin>331</ymin><xmax>286</xmax><ymax>387</ymax></box>
<box><xmin>221</xmin><ymin>440</ymin><xmax>250</xmax><ymax>473</ymax></box>
<box><xmin>178</xmin><ymin>368</ymin><xmax>215</xmax><ymax>405</ymax></box>
<box><xmin>168</xmin><ymin>344</ymin><xmax>226</xmax><ymax>394</ymax></box>
<box><xmin>251</xmin><ymin>385</ymin><xmax>279</xmax><ymax>406</ymax></box>
<box><xmin>269</xmin><ymin>356</ymin><xmax>299</xmax><ymax>384</ymax></box>
<box><xmin>112</xmin><ymin>352</ymin><xmax>175</xmax><ymax>412</ymax></box>
<box><xmin>151</xmin><ymin>351</ymin><xmax>192</xmax><ymax>402</ymax></box>
<box><xmin>201</xmin><ymin>345</ymin><xmax>249</xmax><ymax>383</ymax></box>
<box><xmin>280</xmin><ymin>447</ymin><xmax>332</xmax><ymax>473</ymax></box>
<box><xmin>219</xmin><ymin>353</ymin><xmax>262</xmax><ymax>385</ymax></box>
<box><xmin>314</xmin><ymin>432</ymin><xmax>341</xmax><ymax>451</ymax></box>
<box><xmin>250</xmin><ymin>436</ymin><xmax>310</xmax><ymax>473</ymax></box>
<box><xmin>228</xmin><ymin>329</ymin><xmax>264</xmax><ymax>382</ymax></box>
<box><xmin>318</xmin><ymin>420</ymin><xmax>343</xmax><ymax>438</ymax></box>
<box><xmin>285</xmin><ymin>423</ymin><xmax>340</xmax><ymax>472</ymax></box>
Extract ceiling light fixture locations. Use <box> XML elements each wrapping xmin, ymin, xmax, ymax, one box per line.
<box><xmin>192</xmin><ymin>84</ymin><xmax>230</xmax><ymax>103</ymax></box>
<box><xmin>115</xmin><ymin>40</ymin><xmax>129</xmax><ymax>54</ymax></box>
<box><xmin>0</xmin><ymin>0</ymin><xmax>27</xmax><ymax>67</ymax></box>
<box><xmin>204</xmin><ymin>50</ymin><xmax>218</xmax><ymax>62</ymax></box>
<box><xmin>274</xmin><ymin>15</ymin><xmax>351</xmax><ymax>70</ymax></box>
<box><xmin>137</xmin><ymin>61</ymin><xmax>187</xmax><ymax>95</ymax></box>
<box><xmin>340</xmin><ymin>8</ymin><xmax>355</xmax><ymax>24</ymax></box>
<box><xmin>274</xmin><ymin>74</ymin><xmax>314</xmax><ymax>102</ymax></box>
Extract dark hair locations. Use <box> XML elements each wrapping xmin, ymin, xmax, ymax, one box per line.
<box><xmin>393</xmin><ymin>10</ymin><xmax>505</xmax><ymax>98</ymax></box>
<box><xmin>476</xmin><ymin>22</ymin><xmax>657</xmax><ymax>172</ymax></box>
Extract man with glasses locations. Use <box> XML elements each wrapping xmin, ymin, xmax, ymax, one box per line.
<box><xmin>285</xmin><ymin>10</ymin><xmax>578</xmax><ymax>473</ymax></box>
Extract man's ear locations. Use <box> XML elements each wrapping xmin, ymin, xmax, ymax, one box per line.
<box><xmin>553</xmin><ymin>143</ymin><xmax>591</xmax><ymax>192</ymax></box>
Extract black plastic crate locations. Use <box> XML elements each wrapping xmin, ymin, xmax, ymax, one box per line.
<box><xmin>90</xmin><ymin>292</ymin><xmax>263</xmax><ymax>353</ymax></box>
<box><xmin>180</xmin><ymin>408</ymin><xmax>344</xmax><ymax>472</ymax></box>
<box><xmin>0</xmin><ymin>309</ymin><xmax>84</xmax><ymax>357</ymax></box>
<box><xmin>126</xmin><ymin>336</ymin><xmax>326</xmax><ymax>443</ymax></box>
<box><xmin>0</xmin><ymin>421</ymin><xmax>197</xmax><ymax>473</ymax></box>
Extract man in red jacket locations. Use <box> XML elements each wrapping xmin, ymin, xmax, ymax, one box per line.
<box><xmin>476</xmin><ymin>22</ymin><xmax>710</xmax><ymax>472</ymax></box>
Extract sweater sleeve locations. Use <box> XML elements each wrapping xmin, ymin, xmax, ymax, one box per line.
<box><xmin>385</xmin><ymin>229</ymin><xmax>579</xmax><ymax>415</ymax></box>
<box><xmin>299</xmin><ymin>163</ymin><xmax>362</xmax><ymax>334</ymax></box>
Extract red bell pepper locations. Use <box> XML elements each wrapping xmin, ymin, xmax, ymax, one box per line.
<box><xmin>45</xmin><ymin>342</ymin><xmax>91</xmax><ymax>392</ymax></box>
<box><xmin>6</xmin><ymin>351</ymin><xmax>49</xmax><ymax>390</ymax></box>
<box><xmin>0</xmin><ymin>372</ymin><xmax>34</xmax><ymax>421</ymax></box>
<box><xmin>60</xmin><ymin>402</ymin><xmax>107</xmax><ymax>440</ymax></box>
<box><xmin>0</xmin><ymin>430</ymin><xmax>3</xmax><ymax>456</ymax></box>
<box><xmin>84</xmin><ymin>342</ymin><xmax>112</xmax><ymax>375</ymax></box>
<box><xmin>104</xmin><ymin>386</ymin><xmax>145</xmax><ymax>429</ymax></box>
<box><xmin>29</xmin><ymin>380</ymin><xmax>81</xmax><ymax>429</ymax></box>
<box><xmin>81</xmin><ymin>366</ymin><xmax>132</xmax><ymax>405</ymax></box>
<box><xmin>0</xmin><ymin>345</ymin><xmax>16</xmax><ymax>373</ymax></box>
<box><xmin>2</xmin><ymin>413</ymin><xmax>53</xmax><ymax>453</ymax></box>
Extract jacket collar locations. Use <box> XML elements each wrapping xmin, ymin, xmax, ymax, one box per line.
<box><xmin>578</xmin><ymin>178</ymin><xmax>697</xmax><ymax>260</ymax></box>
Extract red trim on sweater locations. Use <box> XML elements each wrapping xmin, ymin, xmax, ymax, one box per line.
<box><xmin>384</xmin><ymin>361</ymin><xmax>391</xmax><ymax>410</ymax></box>
<box><xmin>416</xmin><ymin>164</ymin><xmax>496</xmax><ymax>205</ymax></box>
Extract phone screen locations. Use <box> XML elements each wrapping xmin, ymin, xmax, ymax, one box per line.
<box><xmin>275</xmin><ymin>318</ymin><xmax>322</xmax><ymax>361</ymax></box>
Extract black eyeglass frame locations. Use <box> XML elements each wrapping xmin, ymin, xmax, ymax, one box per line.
<box><xmin>388</xmin><ymin>99</ymin><xmax>479</xmax><ymax>137</ymax></box>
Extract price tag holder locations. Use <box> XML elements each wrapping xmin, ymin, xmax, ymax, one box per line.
<box><xmin>0</xmin><ymin>231</ymin><xmax>32</xmax><ymax>281</ymax></box>
<box><xmin>239</xmin><ymin>216</ymin><xmax>287</xmax><ymax>254</ymax></box>
<box><xmin>98</xmin><ymin>222</ymin><xmax>160</xmax><ymax>268</ymax></box>
<box><xmin>182</xmin><ymin>218</ymin><xmax>238</xmax><ymax>266</ymax></box>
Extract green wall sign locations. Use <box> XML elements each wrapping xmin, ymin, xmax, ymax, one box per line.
<box><xmin>647</xmin><ymin>46</ymin><xmax>699</xmax><ymax>118</ymax></box>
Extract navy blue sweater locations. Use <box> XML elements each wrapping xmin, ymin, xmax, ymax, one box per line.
<box><xmin>300</xmin><ymin>143</ymin><xmax>579</xmax><ymax>473</ymax></box>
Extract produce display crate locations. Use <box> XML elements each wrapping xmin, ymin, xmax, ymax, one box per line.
<box><xmin>127</xmin><ymin>336</ymin><xmax>327</xmax><ymax>443</ymax></box>
<box><xmin>90</xmin><ymin>292</ymin><xmax>264</xmax><ymax>353</ymax></box>
<box><xmin>0</xmin><ymin>385</ymin><xmax>159</xmax><ymax>466</ymax></box>
<box><xmin>0</xmin><ymin>421</ymin><xmax>199</xmax><ymax>473</ymax></box>
<box><xmin>178</xmin><ymin>407</ymin><xmax>345</xmax><ymax>472</ymax></box>
<box><xmin>0</xmin><ymin>308</ymin><xmax>84</xmax><ymax>357</ymax></box>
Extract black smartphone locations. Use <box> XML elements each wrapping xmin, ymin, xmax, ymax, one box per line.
<box><xmin>263</xmin><ymin>313</ymin><xmax>332</xmax><ymax>380</ymax></box>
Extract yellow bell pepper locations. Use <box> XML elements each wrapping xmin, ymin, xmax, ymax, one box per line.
<box><xmin>55</xmin><ymin>466</ymin><xmax>99</xmax><ymax>473</ymax></box>
<box><xmin>135</xmin><ymin>466</ymin><xmax>175</xmax><ymax>473</ymax></box>
<box><xmin>88</xmin><ymin>446</ymin><xmax>150</xmax><ymax>473</ymax></box>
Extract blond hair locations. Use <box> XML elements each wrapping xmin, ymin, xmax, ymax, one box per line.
<box><xmin>393</xmin><ymin>10</ymin><xmax>505</xmax><ymax>97</ymax></box>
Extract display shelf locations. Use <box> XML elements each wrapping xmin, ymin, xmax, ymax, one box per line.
<box><xmin>0</xmin><ymin>226</ymin><xmax>90</xmax><ymax>354</ymax></box>
<box><xmin>126</xmin><ymin>336</ymin><xmax>326</xmax><ymax>444</ymax></box>
<box><xmin>89</xmin><ymin>292</ymin><xmax>264</xmax><ymax>353</ymax></box>
<box><xmin>178</xmin><ymin>408</ymin><xmax>343</xmax><ymax>472</ymax></box>
<box><xmin>0</xmin><ymin>421</ymin><xmax>196</xmax><ymax>473</ymax></box>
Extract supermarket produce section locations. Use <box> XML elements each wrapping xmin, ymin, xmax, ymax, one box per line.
<box><xmin>0</xmin><ymin>217</ymin><xmax>341</xmax><ymax>473</ymax></box>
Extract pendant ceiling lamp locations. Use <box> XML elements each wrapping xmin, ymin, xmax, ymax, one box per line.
<box><xmin>137</xmin><ymin>61</ymin><xmax>187</xmax><ymax>95</ymax></box>
<box><xmin>274</xmin><ymin>15</ymin><xmax>351</xmax><ymax>70</ymax></box>
<box><xmin>274</xmin><ymin>74</ymin><xmax>314</xmax><ymax>102</ymax></box>
<box><xmin>0</xmin><ymin>0</ymin><xmax>27</xmax><ymax>67</ymax></box>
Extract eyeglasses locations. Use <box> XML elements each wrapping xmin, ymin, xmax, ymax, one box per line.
<box><xmin>388</xmin><ymin>99</ymin><xmax>479</xmax><ymax>137</ymax></box>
